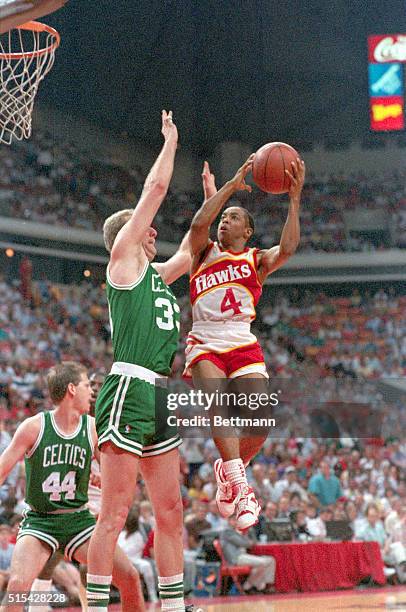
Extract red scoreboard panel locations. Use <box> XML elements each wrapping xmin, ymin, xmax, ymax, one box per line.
<box><xmin>368</xmin><ymin>35</ymin><xmax>406</xmax><ymax>63</ymax></box>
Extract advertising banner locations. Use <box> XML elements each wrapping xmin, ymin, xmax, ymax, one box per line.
<box><xmin>368</xmin><ymin>34</ymin><xmax>406</xmax><ymax>63</ymax></box>
<box><xmin>369</xmin><ymin>64</ymin><xmax>403</xmax><ymax>97</ymax></box>
<box><xmin>370</xmin><ymin>95</ymin><xmax>405</xmax><ymax>131</ymax></box>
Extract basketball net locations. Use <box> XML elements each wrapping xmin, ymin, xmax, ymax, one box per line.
<box><xmin>0</xmin><ymin>21</ymin><xmax>60</xmax><ymax>145</ymax></box>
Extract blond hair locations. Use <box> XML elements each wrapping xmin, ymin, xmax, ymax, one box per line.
<box><xmin>103</xmin><ymin>209</ymin><xmax>134</xmax><ymax>253</ymax></box>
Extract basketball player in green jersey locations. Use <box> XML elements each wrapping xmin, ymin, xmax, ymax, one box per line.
<box><xmin>87</xmin><ymin>111</ymin><xmax>194</xmax><ymax>612</ymax></box>
<box><xmin>0</xmin><ymin>362</ymin><xmax>145</xmax><ymax>612</ymax></box>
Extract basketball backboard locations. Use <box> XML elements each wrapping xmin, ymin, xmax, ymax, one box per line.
<box><xmin>0</xmin><ymin>0</ymin><xmax>67</xmax><ymax>34</ymax></box>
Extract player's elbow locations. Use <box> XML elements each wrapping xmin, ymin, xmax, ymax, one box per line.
<box><xmin>190</xmin><ymin>215</ymin><xmax>206</xmax><ymax>232</ymax></box>
<box><xmin>280</xmin><ymin>241</ymin><xmax>299</xmax><ymax>258</ymax></box>
<box><xmin>144</xmin><ymin>178</ymin><xmax>168</xmax><ymax>199</ymax></box>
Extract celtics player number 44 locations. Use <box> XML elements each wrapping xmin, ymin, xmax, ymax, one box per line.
<box><xmin>42</xmin><ymin>470</ymin><xmax>76</xmax><ymax>501</ymax></box>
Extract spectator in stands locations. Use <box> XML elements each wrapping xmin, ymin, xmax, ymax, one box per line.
<box><xmin>385</xmin><ymin>497</ymin><xmax>403</xmax><ymax>537</ymax></box>
<box><xmin>308</xmin><ymin>460</ymin><xmax>343</xmax><ymax>507</ymax></box>
<box><xmin>118</xmin><ymin>510</ymin><xmax>158</xmax><ymax>603</ymax></box>
<box><xmin>0</xmin><ymin>524</ymin><xmax>13</xmax><ymax>592</ymax></box>
<box><xmin>250</xmin><ymin>464</ymin><xmax>275</xmax><ymax>502</ymax></box>
<box><xmin>256</xmin><ymin>502</ymin><xmax>279</xmax><ymax>542</ymax></box>
<box><xmin>277</xmin><ymin>495</ymin><xmax>291</xmax><ymax>519</ymax></box>
<box><xmin>187</xmin><ymin>474</ymin><xmax>206</xmax><ymax>501</ymax></box>
<box><xmin>345</xmin><ymin>500</ymin><xmax>367</xmax><ymax>538</ymax></box>
<box><xmin>221</xmin><ymin>516</ymin><xmax>275</xmax><ymax>594</ymax></box>
<box><xmin>0</xmin><ymin>423</ymin><xmax>18</xmax><ymax>503</ymax></box>
<box><xmin>388</xmin><ymin>505</ymin><xmax>406</xmax><ymax>582</ymax></box>
<box><xmin>305</xmin><ymin>504</ymin><xmax>327</xmax><ymax>539</ymax></box>
<box><xmin>358</xmin><ymin>504</ymin><xmax>396</xmax><ymax>578</ymax></box>
<box><xmin>138</xmin><ymin>501</ymin><xmax>156</xmax><ymax>540</ymax></box>
<box><xmin>185</xmin><ymin>503</ymin><xmax>211</xmax><ymax>551</ymax></box>
<box><xmin>206</xmin><ymin>500</ymin><xmax>227</xmax><ymax>531</ymax></box>
<box><xmin>291</xmin><ymin>510</ymin><xmax>312</xmax><ymax>541</ymax></box>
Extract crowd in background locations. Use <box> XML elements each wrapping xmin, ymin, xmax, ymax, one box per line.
<box><xmin>0</xmin><ymin>274</ymin><xmax>404</xmax><ymax>599</ymax></box>
<box><xmin>0</xmin><ymin>130</ymin><xmax>405</xmax><ymax>251</ymax></box>
<box><xmin>0</xmin><ymin>275</ymin><xmax>405</xmax><ymax>435</ymax></box>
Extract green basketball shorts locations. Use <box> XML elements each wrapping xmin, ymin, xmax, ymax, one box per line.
<box><xmin>96</xmin><ymin>364</ymin><xmax>181</xmax><ymax>457</ymax></box>
<box><xmin>17</xmin><ymin>509</ymin><xmax>95</xmax><ymax>560</ymax></box>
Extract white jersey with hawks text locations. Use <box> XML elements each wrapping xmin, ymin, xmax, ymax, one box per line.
<box><xmin>189</xmin><ymin>242</ymin><xmax>262</xmax><ymax>323</ymax></box>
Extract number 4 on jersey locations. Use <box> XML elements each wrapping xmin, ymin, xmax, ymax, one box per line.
<box><xmin>220</xmin><ymin>288</ymin><xmax>242</xmax><ymax>315</ymax></box>
<box><xmin>42</xmin><ymin>471</ymin><xmax>76</xmax><ymax>501</ymax></box>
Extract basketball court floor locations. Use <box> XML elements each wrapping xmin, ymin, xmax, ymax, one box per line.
<box><xmin>59</xmin><ymin>586</ymin><xmax>406</xmax><ymax>611</ymax></box>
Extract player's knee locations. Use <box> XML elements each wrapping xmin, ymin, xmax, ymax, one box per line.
<box><xmin>99</xmin><ymin>504</ymin><xmax>130</xmax><ymax>537</ymax></box>
<box><xmin>155</xmin><ymin>494</ymin><xmax>183</xmax><ymax>533</ymax></box>
<box><xmin>7</xmin><ymin>573</ymin><xmax>32</xmax><ymax>593</ymax></box>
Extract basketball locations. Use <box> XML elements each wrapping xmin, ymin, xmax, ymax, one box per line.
<box><xmin>252</xmin><ymin>142</ymin><xmax>300</xmax><ymax>194</ymax></box>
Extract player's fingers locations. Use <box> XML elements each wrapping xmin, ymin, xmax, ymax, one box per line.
<box><xmin>244</xmin><ymin>159</ymin><xmax>253</xmax><ymax>173</ymax></box>
<box><xmin>290</xmin><ymin>160</ymin><xmax>299</xmax><ymax>177</ymax></box>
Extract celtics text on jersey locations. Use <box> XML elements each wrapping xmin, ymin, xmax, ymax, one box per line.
<box><xmin>24</xmin><ymin>411</ymin><xmax>94</xmax><ymax>513</ymax></box>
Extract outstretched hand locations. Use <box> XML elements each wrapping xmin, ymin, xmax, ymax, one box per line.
<box><xmin>286</xmin><ymin>158</ymin><xmax>305</xmax><ymax>201</ymax></box>
<box><xmin>161</xmin><ymin>110</ymin><xmax>178</xmax><ymax>143</ymax></box>
<box><xmin>230</xmin><ymin>154</ymin><xmax>255</xmax><ymax>193</ymax></box>
<box><xmin>202</xmin><ymin>161</ymin><xmax>217</xmax><ymax>199</ymax></box>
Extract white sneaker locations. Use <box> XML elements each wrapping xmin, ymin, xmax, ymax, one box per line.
<box><xmin>234</xmin><ymin>485</ymin><xmax>261</xmax><ymax>531</ymax></box>
<box><xmin>384</xmin><ymin>567</ymin><xmax>396</xmax><ymax>577</ymax></box>
<box><xmin>214</xmin><ymin>458</ymin><xmax>237</xmax><ymax>518</ymax></box>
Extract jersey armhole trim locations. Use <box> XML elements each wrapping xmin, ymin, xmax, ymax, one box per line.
<box><xmin>107</xmin><ymin>260</ymin><xmax>149</xmax><ymax>290</ymax></box>
<box><xmin>87</xmin><ymin>416</ymin><xmax>95</xmax><ymax>454</ymax></box>
<box><xmin>190</xmin><ymin>241</ymin><xmax>215</xmax><ymax>281</ymax></box>
<box><xmin>25</xmin><ymin>413</ymin><xmax>45</xmax><ymax>459</ymax></box>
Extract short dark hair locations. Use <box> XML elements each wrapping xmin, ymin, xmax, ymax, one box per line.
<box><xmin>243</xmin><ymin>208</ymin><xmax>255</xmax><ymax>235</ymax></box>
<box><xmin>124</xmin><ymin>508</ymin><xmax>140</xmax><ymax>535</ymax></box>
<box><xmin>47</xmin><ymin>361</ymin><xmax>87</xmax><ymax>404</ymax></box>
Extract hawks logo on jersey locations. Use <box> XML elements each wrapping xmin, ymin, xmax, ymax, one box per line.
<box><xmin>190</xmin><ymin>242</ymin><xmax>262</xmax><ymax>322</ymax></box>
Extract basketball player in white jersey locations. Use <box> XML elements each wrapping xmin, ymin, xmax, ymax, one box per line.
<box><xmin>185</xmin><ymin>155</ymin><xmax>305</xmax><ymax>531</ymax></box>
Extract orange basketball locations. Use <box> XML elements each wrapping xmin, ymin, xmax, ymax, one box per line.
<box><xmin>252</xmin><ymin>142</ymin><xmax>300</xmax><ymax>194</ymax></box>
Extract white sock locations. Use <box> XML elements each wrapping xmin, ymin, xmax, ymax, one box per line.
<box><xmin>87</xmin><ymin>573</ymin><xmax>112</xmax><ymax>612</ymax></box>
<box><xmin>28</xmin><ymin>579</ymin><xmax>52</xmax><ymax>612</ymax></box>
<box><xmin>223</xmin><ymin>458</ymin><xmax>248</xmax><ymax>488</ymax></box>
<box><xmin>159</xmin><ymin>573</ymin><xmax>185</xmax><ymax>611</ymax></box>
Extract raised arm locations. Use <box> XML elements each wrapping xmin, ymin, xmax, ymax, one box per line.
<box><xmin>110</xmin><ymin>110</ymin><xmax>178</xmax><ymax>264</ymax></box>
<box><xmin>190</xmin><ymin>155</ymin><xmax>254</xmax><ymax>262</ymax></box>
<box><xmin>152</xmin><ymin>161</ymin><xmax>221</xmax><ymax>284</ymax></box>
<box><xmin>0</xmin><ymin>417</ymin><xmax>40</xmax><ymax>485</ymax></box>
<box><xmin>257</xmin><ymin>158</ymin><xmax>305</xmax><ymax>283</ymax></box>
<box><xmin>201</xmin><ymin>161</ymin><xmax>218</xmax><ymax>201</ymax></box>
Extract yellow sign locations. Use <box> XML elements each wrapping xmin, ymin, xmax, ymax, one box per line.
<box><xmin>372</xmin><ymin>103</ymin><xmax>403</xmax><ymax>121</ymax></box>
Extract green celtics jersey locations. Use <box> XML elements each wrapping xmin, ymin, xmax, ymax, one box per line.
<box><xmin>25</xmin><ymin>411</ymin><xmax>93</xmax><ymax>513</ymax></box>
<box><xmin>106</xmin><ymin>262</ymin><xmax>180</xmax><ymax>375</ymax></box>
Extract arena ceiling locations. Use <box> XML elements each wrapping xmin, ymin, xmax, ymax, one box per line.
<box><xmin>40</xmin><ymin>0</ymin><xmax>406</xmax><ymax>154</ymax></box>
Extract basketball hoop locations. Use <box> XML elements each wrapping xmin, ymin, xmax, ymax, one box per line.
<box><xmin>0</xmin><ymin>21</ymin><xmax>60</xmax><ymax>145</ymax></box>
